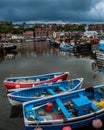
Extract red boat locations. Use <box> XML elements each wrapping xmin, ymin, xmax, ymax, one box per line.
<box><xmin>3</xmin><ymin>72</ymin><xmax>69</xmax><ymax>92</ymax></box>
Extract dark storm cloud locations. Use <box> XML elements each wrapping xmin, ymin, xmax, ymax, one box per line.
<box><xmin>0</xmin><ymin>0</ymin><xmax>103</xmax><ymax>23</ymax></box>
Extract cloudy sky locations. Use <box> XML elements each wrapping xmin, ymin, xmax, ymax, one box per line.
<box><xmin>0</xmin><ymin>0</ymin><xmax>104</xmax><ymax>23</ymax></box>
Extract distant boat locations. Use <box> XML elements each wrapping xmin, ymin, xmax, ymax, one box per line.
<box><xmin>60</xmin><ymin>45</ymin><xmax>77</xmax><ymax>52</ymax></box>
<box><xmin>48</xmin><ymin>40</ymin><xmax>60</xmax><ymax>48</ymax></box>
<box><xmin>98</xmin><ymin>40</ymin><xmax>104</xmax><ymax>51</ymax></box>
<box><xmin>60</xmin><ymin>43</ymin><xmax>91</xmax><ymax>52</ymax></box>
<box><xmin>3</xmin><ymin>72</ymin><xmax>69</xmax><ymax>92</ymax></box>
<box><xmin>95</xmin><ymin>40</ymin><xmax>104</xmax><ymax>60</ymax></box>
<box><xmin>93</xmin><ymin>59</ymin><xmax>104</xmax><ymax>73</ymax></box>
<box><xmin>60</xmin><ymin>40</ymin><xmax>77</xmax><ymax>52</ymax></box>
<box><xmin>96</xmin><ymin>51</ymin><xmax>104</xmax><ymax>60</ymax></box>
<box><xmin>23</xmin><ymin>84</ymin><xmax>104</xmax><ymax>130</ymax></box>
<box><xmin>0</xmin><ymin>43</ymin><xmax>17</xmax><ymax>52</ymax></box>
<box><xmin>7</xmin><ymin>78</ymin><xmax>83</xmax><ymax>106</ymax></box>
<box><xmin>76</xmin><ymin>44</ymin><xmax>91</xmax><ymax>52</ymax></box>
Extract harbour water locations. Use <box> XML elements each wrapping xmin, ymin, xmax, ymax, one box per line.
<box><xmin>0</xmin><ymin>41</ymin><xmax>104</xmax><ymax>130</ymax></box>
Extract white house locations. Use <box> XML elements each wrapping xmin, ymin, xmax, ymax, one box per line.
<box><xmin>84</xmin><ymin>31</ymin><xmax>98</xmax><ymax>38</ymax></box>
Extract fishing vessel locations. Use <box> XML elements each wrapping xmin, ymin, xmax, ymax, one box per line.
<box><xmin>23</xmin><ymin>84</ymin><xmax>104</xmax><ymax>130</ymax></box>
<box><xmin>7</xmin><ymin>78</ymin><xmax>83</xmax><ymax>106</ymax></box>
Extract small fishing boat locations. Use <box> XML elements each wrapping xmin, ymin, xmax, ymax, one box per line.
<box><xmin>7</xmin><ymin>78</ymin><xmax>84</xmax><ymax>106</ymax></box>
<box><xmin>23</xmin><ymin>84</ymin><xmax>104</xmax><ymax>130</ymax></box>
<box><xmin>3</xmin><ymin>72</ymin><xmax>69</xmax><ymax>92</ymax></box>
<box><xmin>94</xmin><ymin>40</ymin><xmax>104</xmax><ymax>60</ymax></box>
<box><xmin>48</xmin><ymin>40</ymin><xmax>60</xmax><ymax>48</ymax></box>
<box><xmin>76</xmin><ymin>43</ymin><xmax>92</xmax><ymax>52</ymax></box>
<box><xmin>98</xmin><ymin>40</ymin><xmax>104</xmax><ymax>51</ymax></box>
<box><xmin>92</xmin><ymin>60</ymin><xmax>104</xmax><ymax>74</ymax></box>
<box><xmin>96</xmin><ymin>51</ymin><xmax>104</xmax><ymax>60</ymax></box>
<box><xmin>0</xmin><ymin>43</ymin><xmax>17</xmax><ymax>52</ymax></box>
<box><xmin>60</xmin><ymin>45</ymin><xmax>77</xmax><ymax>52</ymax></box>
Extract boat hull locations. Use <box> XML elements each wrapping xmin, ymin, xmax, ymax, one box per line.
<box><xmin>24</xmin><ymin>112</ymin><xmax>104</xmax><ymax>130</ymax></box>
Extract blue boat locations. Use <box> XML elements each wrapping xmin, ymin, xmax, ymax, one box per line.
<box><xmin>7</xmin><ymin>78</ymin><xmax>83</xmax><ymax>106</ymax></box>
<box><xmin>23</xmin><ymin>84</ymin><xmax>104</xmax><ymax>130</ymax></box>
<box><xmin>95</xmin><ymin>51</ymin><xmax>104</xmax><ymax>60</ymax></box>
<box><xmin>94</xmin><ymin>40</ymin><xmax>104</xmax><ymax>60</ymax></box>
<box><xmin>60</xmin><ymin>45</ymin><xmax>77</xmax><ymax>52</ymax></box>
<box><xmin>98</xmin><ymin>40</ymin><xmax>104</xmax><ymax>51</ymax></box>
<box><xmin>92</xmin><ymin>59</ymin><xmax>104</xmax><ymax>74</ymax></box>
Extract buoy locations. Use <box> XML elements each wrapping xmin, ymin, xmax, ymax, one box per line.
<box><xmin>46</xmin><ymin>102</ymin><xmax>53</xmax><ymax>112</ymax></box>
<box><xmin>62</xmin><ymin>126</ymin><xmax>72</xmax><ymax>130</ymax></box>
<box><xmin>92</xmin><ymin>119</ymin><xmax>103</xmax><ymax>129</ymax></box>
<box><xmin>34</xmin><ymin>128</ymin><xmax>43</xmax><ymax>130</ymax></box>
<box><xmin>15</xmin><ymin>84</ymin><xmax>20</xmax><ymax>89</ymax></box>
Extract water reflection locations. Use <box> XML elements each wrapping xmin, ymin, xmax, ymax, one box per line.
<box><xmin>0</xmin><ymin>41</ymin><xmax>96</xmax><ymax>61</ymax></box>
<box><xmin>18</xmin><ymin>41</ymin><xmax>55</xmax><ymax>56</ymax></box>
<box><xmin>10</xmin><ymin>106</ymin><xmax>23</xmax><ymax>118</ymax></box>
<box><xmin>34</xmin><ymin>41</ymin><xmax>50</xmax><ymax>55</ymax></box>
<box><xmin>0</xmin><ymin>51</ymin><xmax>17</xmax><ymax>63</ymax></box>
<box><xmin>59</xmin><ymin>50</ymin><xmax>96</xmax><ymax>62</ymax></box>
<box><xmin>17</xmin><ymin>42</ymin><xmax>36</xmax><ymax>56</ymax></box>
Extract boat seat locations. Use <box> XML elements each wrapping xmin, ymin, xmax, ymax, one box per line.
<box><xmin>78</xmin><ymin>92</ymin><xmax>84</xmax><ymax>97</ymax></box>
<box><xmin>55</xmin><ymin>98</ymin><xmax>72</xmax><ymax>119</ymax></box>
<box><xmin>47</xmin><ymin>88</ymin><xmax>56</xmax><ymax>95</ymax></box>
<box><xmin>91</xmin><ymin>104</ymin><xmax>99</xmax><ymax>111</ymax></box>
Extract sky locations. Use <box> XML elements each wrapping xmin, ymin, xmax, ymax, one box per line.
<box><xmin>0</xmin><ymin>0</ymin><xmax>104</xmax><ymax>24</ymax></box>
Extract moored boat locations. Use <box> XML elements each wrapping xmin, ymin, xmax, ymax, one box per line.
<box><xmin>95</xmin><ymin>40</ymin><xmax>104</xmax><ymax>60</ymax></box>
<box><xmin>7</xmin><ymin>78</ymin><xmax>83</xmax><ymax>106</ymax></box>
<box><xmin>60</xmin><ymin>45</ymin><xmax>77</xmax><ymax>52</ymax></box>
<box><xmin>23</xmin><ymin>84</ymin><xmax>104</xmax><ymax>130</ymax></box>
<box><xmin>0</xmin><ymin>43</ymin><xmax>17</xmax><ymax>53</ymax></box>
<box><xmin>3</xmin><ymin>72</ymin><xmax>69</xmax><ymax>92</ymax></box>
<box><xmin>96</xmin><ymin>51</ymin><xmax>104</xmax><ymax>60</ymax></box>
<box><xmin>98</xmin><ymin>40</ymin><xmax>104</xmax><ymax>51</ymax></box>
<box><xmin>76</xmin><ymin>43</ymin><xmax>92</xmax><ymax>52</ymax></box>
